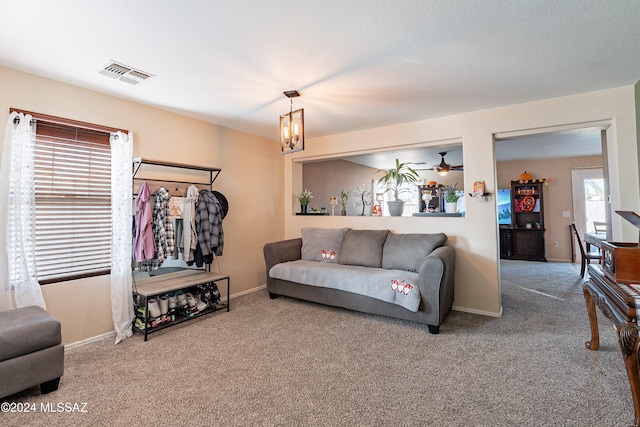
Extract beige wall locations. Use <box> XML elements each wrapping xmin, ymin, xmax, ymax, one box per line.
<box><xmin>283</xmin><ymin>86</ymin><xmax>639</xmax><ymax>318</ymax></box>
<box><xmin>497</xmin><ymin>155</ymin><xmax>603</xmax><ymax>262</ymax></box>
<box><xmin>0</xmin><ymin>66</ymin><xmax>284</xmax><ymax>345</ymax></box>
<box><xmin>303</xmin><ymin>159</ymin><xmax>378</xmax><ymax>216</ymax></box>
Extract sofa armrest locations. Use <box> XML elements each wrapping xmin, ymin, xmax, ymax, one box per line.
<box><xmin>418</xmin><ymin>246</ymin><xmax>455</xmax><ymax>324</ymax></box>
<box><xmin>263</xmin><ymin>238</ymin><xmax>303</xmax><ymax>289</ymax></box>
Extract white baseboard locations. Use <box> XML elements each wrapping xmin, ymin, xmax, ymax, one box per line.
<box><xmin>65</xmin><ymin>331</ymin><xmax>116</xmax><ymax>351</ymax></box>
<box><xmin>546</xmin><ymin>257</ymin><xmax>573</xmax><ymax>263</ymax></box>
<box><xmin>229</xmin><ymin>284</ymin><xmax>266</xmax><ymax>300</ymax></box>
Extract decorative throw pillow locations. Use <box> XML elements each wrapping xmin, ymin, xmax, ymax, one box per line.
<box><xmin>338</xmin><ymin>229</ymin><xmax>390</xmax><ymax>268</ymax></box>
<box><xmin>382</xmin><ymin>233</ymin><xmax>447</xmax><ymax>272</ymax></box>
<box><xmin>301</xmin><ymin>228</ymin><xmax>350</xmax><ymax>263</ymax></box>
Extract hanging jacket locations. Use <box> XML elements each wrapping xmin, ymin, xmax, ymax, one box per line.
<box><xmin>182</xmin><ymin>185</ymin><xmax>199</xmax><ymax>263</ymax></box>
<box><xmin>141</xmin><ymin>186</ymin><xmax>175</xmax><ymax>271</ymax></box>
<box><xmin>132</xmin><ymin>182</ymin><xmax>155</xmax><ymax>262</ymax></box>
<box><xmin>195</xmin><ymin>190</ymin><xmax>224</xmax><ymax>265</ymax></box>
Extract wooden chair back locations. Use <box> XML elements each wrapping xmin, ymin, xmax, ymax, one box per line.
<box><xmin>593</xmin><ymin>221</ymin><xmax>607</xmax><ymax>233</ymax></box>
<box><xmin>571</xmin><ymin>222</ymin><xmax>601</xmax><ymax>277</ymax></box>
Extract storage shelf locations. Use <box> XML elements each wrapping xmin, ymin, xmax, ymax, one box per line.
<box><xmin>412</xmin><ymin>212</ymin><xmax>463</xmax><ymax>217</ymax></box>
<box><xmin>132</xmin><ymin>303</ymin><xmax>228</xmax><ymax>336</ymax></box>
<box><xmin>132</xmin><ymin>270</ymin><xmax>230</xmax><ymax>341</ymax></box>
<box><xmin>501</xmin><ymin>181</ymin><xmax>547</xmax><ymax>261</ymax></box>
<box><xmin>132</xmin><ymin>157</ymin><xmax>221</xmax><ymax>185</ymax></box>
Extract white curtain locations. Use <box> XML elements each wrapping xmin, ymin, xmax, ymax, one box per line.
<box><xmin>0</xmin><ymin>112</ymin><xmax>45</xmax><ymax>311</ymax></box>
<box><xmin>110</xmin><ymin>131</ymin><xmax>133</xmax><ymax>343</ymax></box>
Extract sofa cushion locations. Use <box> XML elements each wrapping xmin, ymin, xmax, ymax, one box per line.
<box><xmin>338</xmin><ymin>229</ymin><xmax>390</xmax><ymax>268</ymax></box>
<box><xmin>0</xmin><ymin>306</ymin><xmax>62</xmax><ymax>362</ymax></box>
<box><xmin>382</xmin><ymin>233</ymin><xmax>447</xmax><ymax>272</ymax></box>
<box><xmin>301</xmin><ymin>227</ymin><xmax>350</xmax><ymax>263</ymax></box>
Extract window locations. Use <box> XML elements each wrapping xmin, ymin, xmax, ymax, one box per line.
<box><xmin>34</xmin><ymin>121</ymin><xmax>112</xmax><ymax>283</ymax></box>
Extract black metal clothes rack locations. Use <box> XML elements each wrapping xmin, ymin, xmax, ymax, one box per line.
<box><xmin>131</xmin><ymin>158</ymin><xmax>228</xmax><ymax>341</ymax></box>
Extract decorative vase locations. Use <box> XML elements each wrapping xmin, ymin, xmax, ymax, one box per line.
<box><xmin>387</xmin><ymin>200</ymin><xmax>405</xmax><ymax>217</ymax></box>
<box><xmin>301</xmin><ymin>204</ymin><xmax>308</xmax><ymax>214</ymax></box>
<box><xmin>445</xmin><ymin>201</ymin><xmax>457</xmax><ymax>213</ymax></box>
<box><xmin>341</xmin><ymin>209</ymin><xmax>347</xmax><ymax>216</ymax></box>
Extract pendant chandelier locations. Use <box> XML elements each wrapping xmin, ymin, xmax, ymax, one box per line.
<box><xmin>280</xmin><ymin>90</ymin><xmax>304</xmax><ymax>154</ymax></box>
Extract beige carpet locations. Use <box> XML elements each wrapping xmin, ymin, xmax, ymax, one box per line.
<box><xmin>1</xmin><ymin>260</ymin><xmax>634</xmax><ymax>426</ymax></box>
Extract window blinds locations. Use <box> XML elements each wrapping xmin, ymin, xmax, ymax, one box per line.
<box><xmin>34</xmin><ymin>122</ymin><xmax>112</xmax><ymax>282</ymax></box>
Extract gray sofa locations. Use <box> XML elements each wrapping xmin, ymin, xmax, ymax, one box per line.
<box><xmin>0</xmin><ymin>306</ymin><xmax>64</xmax><ymax>399</ymax></box>
<box><xmin>263</xmin><ymin>228</ymin><xmax>455</xmax><ymax>333</ymax></box>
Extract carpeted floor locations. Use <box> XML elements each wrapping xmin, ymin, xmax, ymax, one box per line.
<box><xmin>1</xmin><ymin>260</ymin><xmax>634</xmax><ymax>426</ymax></box>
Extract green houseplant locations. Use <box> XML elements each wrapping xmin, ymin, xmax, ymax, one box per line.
<box><xmin>378</xmin><ymin>158</ymin><xmax>420</xmax><ymax>216</ymax></box>
<box><xmin>443</xmin><ymin>183</ymin><xmax>461</xmax><ymax>213</ymax></box>
<box><xmin>339</xmin><ymin>189</ymin><xmax>350</xmax><ymax>215</ymax></box>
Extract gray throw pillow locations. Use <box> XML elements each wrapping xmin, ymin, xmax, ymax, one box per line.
<box><xmin>301</xmin><ymin>228</ymin><xmax>350</xmax><ymax>263</ymax></box>
<box><xmin>382</xmin><ymin>233</ymin><xmax>447</xmax><ymax>272</ymax></box>
<box><xmin>338</xmin><ymin>229</ymin><xmax>390</xmax><ymax>268</ymax></box>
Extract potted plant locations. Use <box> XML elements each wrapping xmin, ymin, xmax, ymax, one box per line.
<box><xmin>295</xmin><ymin>189</ymin><xmax>313</xmax><ymax>213</ymax></box>
<box><xmin>378</xmin><ymin>158</ymin><xmax>419</xmax><ymax>216</ymax></box>
<box><xmin>339</xmin><ymin>189</ymin><xmax>350</xmax><ymax>215</ymax></box>
<box><xmin>443</xmin><ymin>183</ymin><xmax>461</xmax><ymax>213</ymax></box>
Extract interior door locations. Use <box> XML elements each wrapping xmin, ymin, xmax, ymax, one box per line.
<box><xmin>571</xmin><ymin>168</ymin><xmax>605</xmax><ymax>238</ymax></box>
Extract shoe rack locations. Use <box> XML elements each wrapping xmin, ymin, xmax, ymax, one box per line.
<box><xmin>132</xmin><ymin>270</ymin><xmax>230</xmax><ymax>341</ymax></box>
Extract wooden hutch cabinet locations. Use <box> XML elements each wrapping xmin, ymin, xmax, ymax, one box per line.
<box><xmin>500</xmin><ymin>180</ymin><xmax>547</xmax><ymax>262</ymax></box>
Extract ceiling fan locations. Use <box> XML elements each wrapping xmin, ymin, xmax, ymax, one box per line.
<box><xmin>415</xmin><ymin>152</ymin><xmax>463</xmax><ymax>176</ymax></box>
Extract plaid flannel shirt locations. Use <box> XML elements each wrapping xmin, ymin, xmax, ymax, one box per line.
<box><xmin>141</xmin><ymin>186</ymin><xmax>175</xmax><ymax>271</ymax></box>
<box><xmin>195</xmin><ymin>190</ymin><xmax>224</xmax><ymax>260</ymax></box>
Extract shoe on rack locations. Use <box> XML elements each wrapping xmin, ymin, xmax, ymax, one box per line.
<box><xmin>159</xmin><ymin>295</ymin><xmax>169</xmax><ymax>314</ymax></box>
<box><xmin>211</xmin><ymin>283</ymin><xmax>221</xmax><ymax>305</ymax></box>
<box><xmin>177</xmin><ymin>304</ymin><xmax>194</xmax><ymax>318</ymax></box>
<box><xmin>148</xmin><ymin>298</ymin><xmax>162</xmax><ymax>318</ymax></box>
<box><xmin>193</xmin><ymin>293</ymin><xmax>209</xmax><ymax>312</ymax></box>
<box><xmin>176</xmin><ymin>290</ymin><xmax>188</xmax><ymax>308</ymax></box>
<box><xmin>158</xmin><ymin>295</ymin><xmax>170</xmax><ymax>322</ymax></box>
<box><xmin>135</xmin><ymin>317</ymin><xmax>146</xmax><ymax>330</ymax></box>
<box><xmin>197</xmin><ymin>285</ymin><xmax>212</xmax><ymax>307</ymax></box>
<box><xmin>167</xmin><ymin>293</ymin><xmax>177</xmax><ymax>313</ymax></box>
<box><xmin>185</xmin><ymin>293</ymin><xmax>200</xmax><ymax>314</ymax></box>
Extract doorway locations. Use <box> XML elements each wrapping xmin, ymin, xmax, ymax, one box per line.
<box><xmin>495</xmin><ymin>125</ymin><xmax>606</xmax><ymax>303</ymax></box>
<box><xmin>571</xmin><ymin>167</ymin><xmax>606</xmax><ymax>238</ymax></box>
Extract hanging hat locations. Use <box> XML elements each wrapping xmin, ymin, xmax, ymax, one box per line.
<box><xmin>212</xmin><ymin>191</ymin><xmax>229</xmax><ymax>219</ymax></box>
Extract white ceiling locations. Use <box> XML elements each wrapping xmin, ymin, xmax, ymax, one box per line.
<box><xmin>0</xmin><ymin>1</ymin><xmax>637</xmax><ymax>162</ymax></box>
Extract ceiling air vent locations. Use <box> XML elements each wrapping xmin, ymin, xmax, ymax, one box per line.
<box><xmin>99</xmin><ymin>61</ymin><xmax>153</xmax><ymax>85</ymax></box>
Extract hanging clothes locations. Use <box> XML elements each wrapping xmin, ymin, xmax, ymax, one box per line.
<box><xmin>182</xmin><ymin>185</ymin><xmax>199</xmax><ymax>263</ymax></box>
<box><xmin>173</xmin><ymin>218</ymin><xmax>183</xmax><ymax>259</ymax></box>
<box><xmin>141</xmin><ymin>186</ymin><xmax>175</xmax><ymax>271</ymax></box>
<box><xmin>132</xmin><ymin>182</ymin><xmax>156</xmax><ymax>262</ymax></box>
<box><xmin>194</xmin><ymin>189</ymin><xmax>224</xmax><ymax>266</ymax></box>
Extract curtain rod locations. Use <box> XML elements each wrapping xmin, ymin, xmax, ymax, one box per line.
<box><xmin>9</xmin><ymin>108</ymin><xmax>128</xmax><ymax>135</ymax></box>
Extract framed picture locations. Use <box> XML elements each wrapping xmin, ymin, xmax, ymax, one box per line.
<box><xmin>473</xmin><ymin>181</ymin><xmax>485</xmax><ymax>195</ymax></box>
